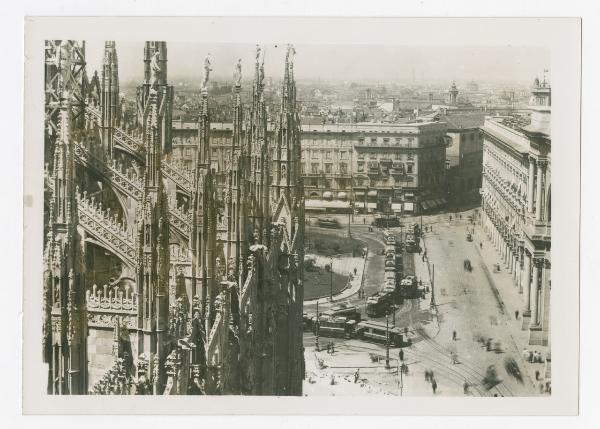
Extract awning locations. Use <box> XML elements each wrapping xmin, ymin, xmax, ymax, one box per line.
<box><xmin>305</xmin><ymin>200</ymin><xmax>351</xmax><ymax>209</ymax></box>
<box><xmin>421</xmin><ymin>201</ymin><xmax>431</xmax><ymax>210</ymax></box>
<box><xmin>323</xmin><ymin>191</ymin><xmax>333</xmax><ymax>200</ymax></box>
<box><xmin>391</xmin><ymin>203</ymin><xmax>403</xmax><ymax>211</ymax></box>
<box><xmin>353</xmin><ymin>202</ymin><xmax>365</xmax><ymax>208</ymax></box>
<box><xmin>405</xmin><ymin>192</ymin><xmax>415</xmax><ymax>199</ymax></box>
<box><xmin>367</xmin><ymin>202</ymin><xmax>377</xmax><ymax>209</ymax></box>
<box><xmin>337</xmin><ymin>192</ymin><xmax>348</xmax><ymax>200</ymax></box>
<box><xmin>404</xmin><ymin>202</ymin><xmax>414</xmax><ymax>212</ymax></box>
<box><xmin>368</xmin><ymin>190</ymin><xmax>378</xmax><ymax>197</ymax></box>
<box><xmin>353</xmin><ymin>191</ymin><xmax>365</xmax><ymax>198</ymax></box>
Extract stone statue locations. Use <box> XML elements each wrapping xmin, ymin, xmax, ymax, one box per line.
<box><xmin>234</xmin><ymin>59</ymin><xmax>242</xmax><ymax>86</ymax></box>
<box><xmin>202</xmin><ymin>54</ymin><xmax>212</xmax><ymax>91</ymax></box>
<box><xmin>288</xmin><ymin>45</ymin><xmax>296</xmax><ymax>66</ymax></box>
<box><xmin>150</xmin><ymin>51</ymin><xmax>161</xmax><ymax>88</ymax></box>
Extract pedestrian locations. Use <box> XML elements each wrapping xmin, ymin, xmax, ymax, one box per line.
<box><xmin>363</xmin><ymin>218</ymin><xmax>366</xmax><ymax>225</ymax></box>
<box><xmin>425</xmin><ymin>370</ymin><xmax>430</xmax><ymax>382</ymax></box>
<box><xmin>326</xmin><ymin>343</ymin><xmax>331</xmax><ymax>354</ymax></box>
<box><xmin>451</xmin><ymin>352</ymin><xmax>458</xmax><ymax>365</ymax></box>
<box><xmin>399</xmin><ymin>349</ymin><xmax>404</xmax><ymax>361</ymax></box>
<box><xmin>515</xmin><ymin>310</ymin><xmax>519</xmax><ymax>320</ymax></box>
<box><xmin>480</xmin><ymin>242</ymin><xmax>483</xmax><ymax>249</ymax></box>
<box><xmin>354</xmin><ymin>267</ymin><xmax>357</xmax><ymax>276</ymax></box>
<box><xmin>431</xmin><ymin>378</ymin><xmax>438</xmax><ymax>394</ymax></box>
<box><xmin>331</xmin><ymin>343</ymin><xmax>335</xmax><ymax>354</ymax></box>
<box><xmin>535</xmin><ymin>370</ymin><xmax>540</xmax><ymax>381</ymax></box>
<box><xmin>452</xmin><ymin>330</ymin><xmax>457</xmax><ymax>341</ymax></box>
<box><xmin>354</xmin><ymin>368</ymin><xmax>360</xmax><ymax>383</ymax></box>
<box><xmin>463</xmin><ymin>380</ymin><xmax>470</xmax><ymax>394</ymax></box>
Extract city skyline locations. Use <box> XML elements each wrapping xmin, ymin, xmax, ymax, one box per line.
<box><xmin>85</xmin><ymin>41</ymin><xmax>550</xmax><ymax>86</ymax></box>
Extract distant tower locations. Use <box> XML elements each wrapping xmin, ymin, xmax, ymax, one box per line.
<box><xmin>529</xmin><ymin>74</ymin><xmax>551</xmax><ymax>132</ymax></box>
<box><xmin>448</xmin><ymin>81</ymin><xmax>459</xmax><ymax>105</ymax></box>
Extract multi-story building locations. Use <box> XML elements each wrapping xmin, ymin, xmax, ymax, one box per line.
<box><xmin>172</xmin><ymin>121</ymin><xmax>448</xmax><ymax>215</ymax></box>
<box><xmin>443</xmin><ymin>112</ymin><xmax>486</xmax><ymax>206</ymax></box>
<box><xmin>480</xmin><ymin>77</ymin><xmax>551</xmax><ymax>347</ymax></box>
<box><xmin>43</xmin><ymin>41</ymin><xmax>304</xmax><ymax>395</ymax></box>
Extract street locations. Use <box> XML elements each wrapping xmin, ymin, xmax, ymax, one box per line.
<box><xmin>303</xmin><ymin>210</ymin><xmax>545</xmax><ymax>396</ymax></box>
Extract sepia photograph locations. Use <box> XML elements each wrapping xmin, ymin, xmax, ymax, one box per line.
<box><xmin>20</xmin><ymin>15</ymin><xmax>582</xmax><ymax>416</ymax></box>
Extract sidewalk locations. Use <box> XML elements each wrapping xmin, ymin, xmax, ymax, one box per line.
<box><xmin>474</xmin><ymin>224</ymin><xmax>550</xmax><ymax>392</ymax></box>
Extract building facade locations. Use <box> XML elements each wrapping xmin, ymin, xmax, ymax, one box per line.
<box><xmin>172</xmin><ymin>121</ymin><xmax>448</xmax><ymax>215</ymax></box>
<box><xmin>443</xmin><ymin>113</ymin><xmax>486</xmax><ymax>206</ymax></box>
<box><xmin>43</xmin><ymin>41</ymin><xmax>304</xmax><ymax>395</ymax></box>
<box><xmin>480</xmin><ymin>78</ymin><xmax>551</xmax><ymax>347</ymax></box>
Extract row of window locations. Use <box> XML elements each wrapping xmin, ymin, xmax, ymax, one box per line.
<box><xmin>357</xmin><ymin>152</ymin><xmax>414</xmax><ymax>161</ymax></box>
<box><xmin>302</xmin><ymin>163</ymin><xmax>349</xmax><ymax>175</ymax></box>
<box><xmin>301</xmin><ymin>150</ymin><xmax>350</xmax><ymax>160</ymax></box>
<box><xmin>356</xmin><ymin>162</ymin><xmax>414</xmax><ymax>174</ymax></box>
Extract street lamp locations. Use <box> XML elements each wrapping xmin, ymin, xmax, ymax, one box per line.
<box><xmin>430</xmin><ymin>263</ymin><xmax>436</xmax><ymax>309</ymax></box>
<box><xmin>315</xmin><ymin>300</ymin><xmax>320</xmax><ymax>351</ymax></box>
<box><xmin>329</xmin><ymin>258</ymin><xmax>334</xmax><ymax>301</ymax></box>
<box><xmin>348</xmin><ymin>203</ymin><xmax>352</xmax><ymax>239</ymax></box>
<box><xmin>385</xmin><ymin>311</ymin><xmax>391</xmax><ymax>369</ymax></box>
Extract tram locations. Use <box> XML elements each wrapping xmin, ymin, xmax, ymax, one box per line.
<box><xmin>356</xmin><ymin>320</ymin><xmax>404</xmax><ymax>347</ymax></box>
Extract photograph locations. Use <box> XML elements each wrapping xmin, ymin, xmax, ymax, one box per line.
<box><xmin>19</xmin><ymin>16</ymin><xmax>583</xmax><ymax>417</ymax></box>
<box><xmin>39</xmin><ymin>38</ymin><xmax>551</xmax><ymax>397</ymax></box>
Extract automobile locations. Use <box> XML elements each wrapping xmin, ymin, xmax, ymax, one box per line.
<box><xmin>318</xmin><ymin>217</ymin><xmax>341</xmax><ymax>228</ymax></box>
<box><xmin>366</xmin><ymin>292</ymin><xmax>394</xmax><ymax>317</ymax></box>
<box><xmin>466</xmin><ymin>233</ymin><xmax>473</xmax><ymax>242</ymax></box>
<box><xmin>322</xmin><ymin>302</ymin><xmax>362</xmax><ymax>322</ymax></box>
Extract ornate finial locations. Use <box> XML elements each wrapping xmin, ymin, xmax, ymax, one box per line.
<box><xmin>202</xmin><ymin>54</ymin><xmax>212</xmax><ymax>92</ymax></box>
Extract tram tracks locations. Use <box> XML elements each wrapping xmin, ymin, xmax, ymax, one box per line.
<box><xmin>414</xmin><ymin>325</ymin><xmax>514</xmax><ymax>397</ymax></box>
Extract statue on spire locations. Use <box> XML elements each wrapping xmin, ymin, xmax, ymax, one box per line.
<box><xmin>234</xmin><ymin>58</ymin><xmax>242</xmax><ymax>86</ymax></box>
<box><xmin>202</xmin><ymin>54</ymin><xmax>212</xmax><ymax>92</ymax></box>
<box><xmin>150</xmin><ymin>51</ymin><xmax>161</xmax><ymax>88</ymax></box>
<box><xmin>288</xmin><ymin>45</ymin><xmax>296</xmax><ymax>66</ymax></box>
<box><xmin>255</xmin><ymin>45</ymin><xmax>261</xmax><ymax>64</ymax></box>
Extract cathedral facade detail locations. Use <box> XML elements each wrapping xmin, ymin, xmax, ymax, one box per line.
<box><xmin>43</xmin><ymin>40</ymin><xmax>305</xmax><ymax>396</ymax></box>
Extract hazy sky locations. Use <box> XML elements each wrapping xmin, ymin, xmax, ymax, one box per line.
<box><xmin>84</xmin><ymin>41</ymin><xmax>550</xmax><ymax>85</ymax></box>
